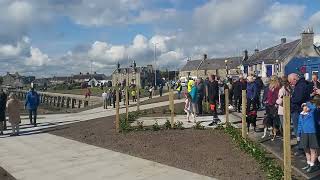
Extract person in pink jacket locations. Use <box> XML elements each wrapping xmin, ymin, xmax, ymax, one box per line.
<box><xmin>276</xmin><ymin>76</ymin><xmax>292</xmax><ymax>134</ymax></box>
<box><xmin>6</xmin><ymin>93</ymin><xmax>22</xmax><ymax>136</ymax></box>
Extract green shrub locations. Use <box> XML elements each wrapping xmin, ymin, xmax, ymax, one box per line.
<box><xmin>173</xmin><ymin>121</ymin><xmax>184</xmax><ymax>130</ymax></box>
<box><xmin>224</xmin><ymin>125</ymin><xmax>283</xmax><ymax>180</ymax></box>
<box><xmin>119</xmin><ymin>116</ymin><xmax>132</xmax><ymax>132</ymax></box>
<box><xmin>193</xmin><ymin>122</ymin><xmax>205</xmax><ymax>130</ymax></box>
<box><xmin>164</xmin><ymin>119</ymin><xmax>171</xmax><ymax>129</ymax></box>
<box><xmin>152</xmin><ymin>121</ymin><xmax>161</xmax><ymax>131</ymax></box>
<box><xmin>137</xmin><ymin>120</ymin><xmax>144</xmax><ymax>130</ymax></box>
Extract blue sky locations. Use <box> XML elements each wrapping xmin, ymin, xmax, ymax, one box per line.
<box><xmin>0</xmin><ymin>0</ymin><xmax>320</xmax><ymax>77</ymax></box>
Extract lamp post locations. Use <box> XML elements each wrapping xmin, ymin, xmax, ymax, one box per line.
<box><xmin>153</xmin><ymin>43</ymin><xmax>158</xmax><ymax>88</ymax></box>
<box><xmin>225</xmin><ymin>59</ymin><xmax>228</xmax><ymax>77</ymax></box>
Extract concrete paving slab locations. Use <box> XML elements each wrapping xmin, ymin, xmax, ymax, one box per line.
<box><xmin>0</xmin><ymin>134</ymin><xmax>216</xmax><ymax>180</ymax></box>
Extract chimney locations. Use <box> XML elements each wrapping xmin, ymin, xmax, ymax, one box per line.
<box><xmin>281</xmin><ymin>38</ymin><xmax>286</xmax><ymax>44</ymax></box>
<box><xmin>203</xmin><ymin>54</ymin><xmax>207</xmax><ymax>60</ymax></box>
<box><xmin>242</xmin><ymin>50</ymin><xmax>248</xmax><ymax>62</ymax></box>
<box><xmin>301</xmin><ymin>27</ymin><xmax>314</xmax><ymax>51</ymax></box>
<box><xmin>254</xmin><ymin>49</ymin><xmax>259</xmax><ymax>53</ymax></box>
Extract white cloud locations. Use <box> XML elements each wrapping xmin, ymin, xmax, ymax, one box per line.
<box><xmin>261</xmin><ymin>2</ymin><xmax>305</xmax><ymax>31</ymax></box>
<box><xmin>26</xmin><ymin>47</ymin><xmax>50</xmax><ymax>66</ymax></box>
<box><xmin>0</xmin><ymin>37</ymin><xmax>30</xmax><ymax>58</ymax></box>
<box><xmin>193</xmin><ymin>0</ymin><xmax>267</xmax><ymax>34</ymax></box>
<box><xmin>7</xmin><ymin>1</ymin><xmax>34</xmax><ymax>24</ymax></box>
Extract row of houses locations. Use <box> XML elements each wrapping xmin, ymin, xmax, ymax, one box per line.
<box><xmin>180</xmin><ymin>28</ymin><xmax>320</xmax><ymax>80</ymax></box>
<box><xmin>1</xmin><ymin>72</ymin><xmax>111</xmax><ymax>89</ymax></box>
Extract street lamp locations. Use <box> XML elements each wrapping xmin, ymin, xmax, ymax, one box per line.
<box><xmin>153</xmin><ymin>43</ymin><xmax>158</xmax><ymax>87</ymax></box>
<box><xmin>225</xmin><ymin>59</ymin><xmax>228</xmax><ymax>77</ymax></box>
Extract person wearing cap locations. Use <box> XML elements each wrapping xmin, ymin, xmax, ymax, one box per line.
<box><xmin>297</xmin><ymin>101</ymin><xmax>320</xmax><ymax>173</ymax></box>
<box><xmin>0</xmin><ymin>88</ymin><xmax>7</xmax><ymax>135</ymax></box>
<box><xmin>25</xmin><ymin>88</ymin><xmax>40</xmax><ymax>127</ymax></box>
<box><xmin>6</xmin><ymin>93</ymin><xmax>21</xmax><ymax>136</ymax></box>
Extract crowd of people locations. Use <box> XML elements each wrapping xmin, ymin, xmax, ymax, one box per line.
<box><xmin>0</xmin><ymin>88</ymin><xmax>40</xmax><ymax>136</ymax></box>
<box><xmin>182</xmin><ymin>72</ymin><xmax>320</xmax><ymax>173</ymax></box>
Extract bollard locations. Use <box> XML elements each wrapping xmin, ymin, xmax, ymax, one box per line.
<box><xmin>78</xmin><ymin>100</ymin><xmax>82</xmax><ymax>108</ymax></box>
<box><xmin>53</xmin><ymin>97</ymin><xmax>56</xmax><ymax>106</ymax></box>
<box><xmin>125</xmin><ymin>87</ymin><xmax>129</xmax><ymax>122</ymax></box>
<box><xmin>170</xmin><ymin>89</ymin><xmax>174</xmax><ymax>128</ymax></box>
<box><xmin>241</xmin><ymin>90</ymin><xmax>247</xmax><ymax>138</ymax></box>
<box><xmin>57</xmin><ymin>96</ymin><xmax>61</xmax><ymax>107</ymax></box>
<box><xmin>206</xmin><ymin>86</ymin><xmax>209</xmax><ymax>113</ymax></box>
<box><xmin>115</xmin><ymin>88</ymin><xmax>120</xmax><ymax>132</ymax></box>
<box><xmin>283</xmin><ymin>96</ymin><xmax>292</xmax><ymax>180</ymax></box>
<box><xmin>61</xmin><ymin>97</ymin><xmax>65</xmax><ymax>107</ymax></box>
<box><xmin>225</xmin><ymin>89</ymin><xmax>229</xmax><ymax>125</ymax></box>
<box><xmin>71</xmin><ymin>99</ymin><xmax>75</xmax><ymax>109</ymax></box>
<box><xmin>137</xmin><ymin>86</ymin><xmax>140</xmax><ymax>111</ymax></box>
<box><xmin>84</xmin><ymin>100</ymin><xmax>89</xmax><ymax>107</ymax></box>
<box><xmin>66</xmin><ymin>98</ymin><xmax>70</xmax><ymax>108</ymax></box>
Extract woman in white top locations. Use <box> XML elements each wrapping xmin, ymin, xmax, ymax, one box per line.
<box><xmin>276</xmin><ymin>76</ymin><xmax>292</xmax><ymax>133</ymax></box>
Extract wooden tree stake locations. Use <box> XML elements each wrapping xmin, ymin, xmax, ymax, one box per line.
<box><xmin>241</xmin><ymin>90</ymin><xmax>247</xmax><ymax>138</ymax></box>
<box><xmin>283</xmin><ymin>96</ymin><xmax>292</xmax><ymax>180</ymax></box>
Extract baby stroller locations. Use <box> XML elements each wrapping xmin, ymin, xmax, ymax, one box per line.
<box><xmin>246</xmin><ymin>111</ymin><xmax>257</xmax><ymax>133</ymax></box>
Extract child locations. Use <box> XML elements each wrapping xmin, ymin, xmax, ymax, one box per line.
<box><xmin>184</xmin><ymin>93</ymin><xmax>195</xmax><ymax>123</ymax></box>
<box><xmin>6</xmin><ymin>93</ymin><xmax>21</xmax><ymax>136</ymax></box>
<box><xmin>298</xmin><ymin>102</ymin><xmax>320</xmax><ymax>173</ymax></box>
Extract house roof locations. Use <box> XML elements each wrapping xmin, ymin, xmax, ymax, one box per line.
<box><xmin>181</xmin><ymin>57</ymin><xmax>242</xmax><ymax>71</ymax></box>
<box><xmin>72</xmin><ymin>74</ymin><xmax>107</xmax><ymax>80</ymax></box>
<box><xmin>244</xmin><ymin>39</ymin><xmax>301</xmax><ymax>65</ymax></box>
<box><xmin>112</xmin><ymin>67</ymin><xmax>145</xmax><ymax>74</ymax></box>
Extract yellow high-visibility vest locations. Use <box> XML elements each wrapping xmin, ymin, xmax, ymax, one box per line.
<box><xmin>187</xmin><ymin>80</ymin><xmax>194</xmax><ymax>93</ymax></box>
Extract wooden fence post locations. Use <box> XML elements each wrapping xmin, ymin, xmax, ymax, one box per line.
<box><xmin>242</xmin><ymin>90</ymin><xmax>247</xmax><ymax>138</ymax></box>
<box><xmin>116</xmin><ymin>88</ymin><xmax>120</xmax><ymax>132</ymax></box>
<box><xmin>283</xmin><ymin>96</ymin><xmax>292</xmax><ymax>180</ymax></box>
<box><xmin>225</xmin><ymin>89</ymin><xmax>229</xmax><ymax>125</ymax></box>
<box><xmin>125</xmin><ymin>87</ymin><xmax>129</xmax><ymax>122</ymax></box>
<box><xmin>170</xmin><ymin>89</ymin><xmax>174</xmax><ymax>128</ymax></box>
<box><xmin>137</xmin><ymin>86</ymin><xmax>140</xmax><ymax>111</ymax></box>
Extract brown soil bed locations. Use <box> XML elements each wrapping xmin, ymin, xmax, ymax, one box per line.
<box><xmin>0</xmin><ymin>167</ymin><xmax>15</xmax><ymax>180</ymax></box>
<box><xmin>50</xmin><ymin>116</ymin><xmax>267</xmax><ymax>180</ymax></box>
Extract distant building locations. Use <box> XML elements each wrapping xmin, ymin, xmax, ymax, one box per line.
<box><xmin>180</xmin><ymin>54</ymin><xmax>242</xmax><ymax>79</ymax></box>
<box><xmin>2</xmin><ymin>72</ymin><xmax>33</xmax><ymax>88</ymax></box>
<box><xmin>244</xmin><ymin>28</ymin><xmax>320</xmax><ymax>79</ymax></box>
<box><xmin>72</xmin><ymin>72</ymin><xmax>107</xmax><ymax>83</ymax></box>
<box><xmin>112</xmin><ymin>65</ymin><xmax>155</xmax><ymax>88</ymax></box>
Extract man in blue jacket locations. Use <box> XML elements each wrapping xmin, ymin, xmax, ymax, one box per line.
<box><xmin>25</xmin><ymin>88</ymin><xmax>40</xmax><ymax>127</ymax></box>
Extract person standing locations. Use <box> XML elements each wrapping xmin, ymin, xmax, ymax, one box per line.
<box><xmin>102</xmin><ymin>91</ymin><xmax>108</xmax><ymax>109</ymax></box>
<box><xmin>107</xmin><ymin>89</ymin><xmax>112</xmax><ymax>106</ymax></box>
<box><xmin>6</xmin><ymin>93</ymin><xmax>21</xmax><ymax>136</ymax></box>
<box><xmin>312</xmin><ymin>73</ymin><xmax>320</xmax><ymax>89</ymax></box>
<box><xmin>246</xmin><ymin>76</ymin><xmax>258</xmax><ymax>112</ymax></box>
<box><xmin>189</xmin><ymin>81</ymin><xmax>198</xmax><ymax>122</ymax></box>
<box><xmin>159</xmin><ymin>82</ymin><xmax>163</xmax><ymax>97</ymax></box>
<box><xmin>276</xmin><ymin>76</ymin><xmax>292</xmax><ymax>134</ymax></box>
<box><xmin>176</xmin><ymin>81</ymin><xmax>182</xmax><ymax>99</ymax></box>
<box><xmin>255</xmin><ymin>76</ymin><xmax>264</xmax><ymax>110</ymax></box>
<box><xmin>25</xmin><ymin>88</ymin><xmax>40</xmax><ymax>127</ymax></box>
<box><xmin>233</xmin><ymin>76</ymin><xmax>246</xmax><ymax>113</ymax></box>
<box><xmin>264</xmin><ymin>76</ymin><xmax>281</xmax><ymax>140</ymax></box>
<box><xmin>112</xmin><ymin>89</ymin><xmax>116</xmax><ymax>108</ymax></box>
<box><xmin>288</xmin><ymin>73</ymin><xmax>313</xmax><ymax>155</ymax></box>
<box><xmin>187</xmin><ymin>78</ymin><xmax>194</xmax><ymax>93</ymax></box>
<box><xmin>131</xmin><ymin>88</ymin><xmax>137</xmax><ymax>102</ymax></box>
<box><xmin>207</xmin><ymin>75</ymin><xmax>219</xmax><ymax>126</ymax></box>
<box><xmin>0</xmin><ymin>89</ymin><xmax>7</xmax><ymax>135</ymax></box>
<box><xmin>196</xmin><ymin>78</ymin><xmax>205</xmax><ymax>116</ymax></box>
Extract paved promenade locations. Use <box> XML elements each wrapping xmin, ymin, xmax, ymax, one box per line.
<box><xmin>0</xmin><ymin>95</ymin><xmax>215</xmax><ymax>180</ymax></box>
